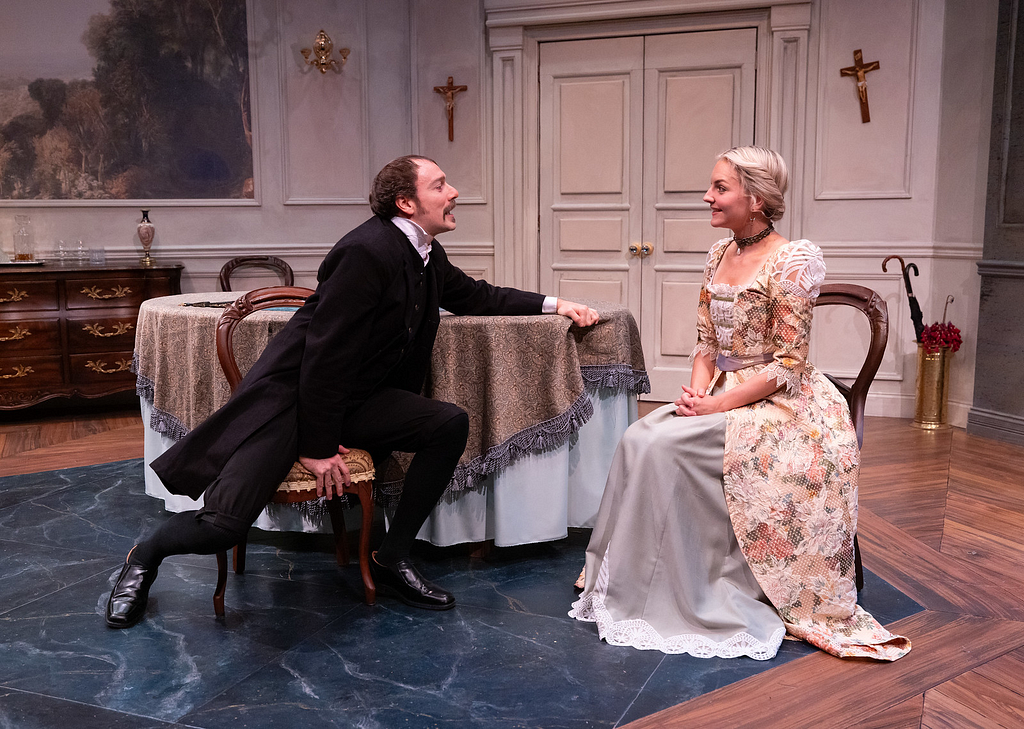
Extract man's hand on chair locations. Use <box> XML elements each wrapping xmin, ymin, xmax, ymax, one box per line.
<box><xmin>299</xmin><ymin>445</ymin><xmax>352</xmax><ymax>498</ymax></box>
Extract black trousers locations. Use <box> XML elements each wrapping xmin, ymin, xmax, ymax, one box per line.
<box><xmin>137</xmin><ymin>387</ymin><xmax>468</xmax><ymax>566</ymax></box>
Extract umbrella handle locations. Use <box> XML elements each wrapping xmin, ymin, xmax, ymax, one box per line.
<box><xmin>881</xmin><ymin>255</ymin><xmax>905</xmax><ymax>274</ymax></box>
<box><xmin>882</xmin><ymin>256</ymin><xmax>920</xmax><ymax>297</ymax></box>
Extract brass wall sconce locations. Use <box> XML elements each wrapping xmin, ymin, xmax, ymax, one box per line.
<box><xmin>301</xmin><ymin>30</ymin><xmax>349</xmax><ymax>74</ymax></box>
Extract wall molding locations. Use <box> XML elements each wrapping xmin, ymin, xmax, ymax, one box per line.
<box><xmin>977</xmin><ymin>259</ymin><xmax>1024</xmax><ymax>277</ymax></box>
<box><xmin>0</xmin><ymin>199</ymin><xmax>262</xmax><ymax>209</ymax></box>
<box><xmin>967</xmin><ymin>406</ymin><xmax>1024</xmax><ymax>445</ymax></box>
<box><xmin>483</xmin><ymin>0</ymin><xmax>809</xmax><ymax>28</ymax></box>
<box><xmin>768</xmin><ymin>3</ymin><xmax>810</xmax><ymax>241</ymax></box>
<box><xmin>816</xmin><ymin>241</ymin><xmax>983</xmax><ymax>260</ymax></box>
<box><xmin>117</xmin><ymin>240</ymin><xmax>495</xmax><ymax>259</ymax></box>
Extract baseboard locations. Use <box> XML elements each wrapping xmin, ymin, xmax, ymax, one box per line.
<box><xmin>966</xmin><ymin>407</ymin><xmax>1024</xmax><ymax>446</ymax></box>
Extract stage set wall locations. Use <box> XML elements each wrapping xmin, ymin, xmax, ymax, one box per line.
<box><xmin>0</xmin><ymin>0</ymin><xmax>1001</xmax><ymax>430</ymax></box>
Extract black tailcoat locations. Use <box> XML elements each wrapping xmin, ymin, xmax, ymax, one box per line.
<box><xmin>152</xmin><ymin>216</ymin><xmax>544</xmax><ymax>499</ymax></box>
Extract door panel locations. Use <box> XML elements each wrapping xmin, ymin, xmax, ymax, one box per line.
<box><xmin>540</xmin><ymin>37</ymin><xmax>644</xmax><ymax>314</ymax></box>
<box><xmin>663</xmin><ymin>219</ymin><xmax>723</xmax><ymax>253</ymax></box>
<box><xmin>662</xmin><ymin>74</ymin><xmax>736</xmax><ymax>192</ymax></box>
<box><xmin>539</xmin><ymin>29</ymin><xmax>757</xmax><ymax>401</ymax></box>
<box><xmin>558</xmin><ymin>218</ymin><xmax>624</xmax><ymax>251</ymax></box>
<box><xmin>643</xmin><ymin>29</ymin><xmax>756</xmax><ymax>399</ymax></box>
<box><xmin>556</xmin><ymin>275</ymin><xmax>625</xmax><ymax>305</ymax></box>
<box><xmin>659</xmin><ymin>281</ymin><xmax>703</xmax><ymax>358</ymax></box>
<box><xmin>558</xmin><ymin>80</ymin><xmax>628</xmax><ymax>194</ymax></box>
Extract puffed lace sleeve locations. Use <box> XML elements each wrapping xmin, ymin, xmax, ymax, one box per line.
<box><xmin>690</xmin><ymin>239</ymin><xmax>730</xmax><ymax>362</ymax></box>
<box><xmin>762</xmin><ymin>240</ymin><xmax>825</xmax><ymax>394</ymax></box>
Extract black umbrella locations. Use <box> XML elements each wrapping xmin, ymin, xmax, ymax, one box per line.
<box><xmin>882</xmin><ymin>255</ymin><xmax>924</xmax><ymax>342</ymax></box>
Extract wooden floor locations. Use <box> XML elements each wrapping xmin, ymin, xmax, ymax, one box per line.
<box><xmin>2</xmin><ymin>407</ymin><xmax>1023</xmax><ymax>728</ymax></box>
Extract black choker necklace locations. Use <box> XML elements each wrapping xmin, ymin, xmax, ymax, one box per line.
<box><xmin>733</xmin><ymin>223</ymin><xmax>773</xmax><ymax>250</ymax></box>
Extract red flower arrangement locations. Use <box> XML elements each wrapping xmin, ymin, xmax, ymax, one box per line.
<box><xmin>920</xmin><ymin>321</ymin><xmax>961</xmax><ymax>353</ymax></box>
<box><xmin>920</xmin><ymin>295</ymin><xmax>961</xmax><ymax>353</ymax></box>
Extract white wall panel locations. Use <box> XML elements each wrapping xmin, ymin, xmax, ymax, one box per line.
<box><xmin>412</xmin><ymin>0</ymin><xmax>488</xmax><ymax>204</ymax></box>
<box><xmin>279</xmin><ymin>0</ymin><xmax>369</xmax><ymax>204</ymax></box>
<box><xmin>814</xmin><ymin>0</ymin><xmax>917</xmax><ymax>199</ymax></box>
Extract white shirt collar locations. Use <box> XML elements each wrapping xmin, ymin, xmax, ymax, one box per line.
<box><xmin>391</xmin><ymin>216</ymin><xmax>432</xmax><ymax>266</ymax></box>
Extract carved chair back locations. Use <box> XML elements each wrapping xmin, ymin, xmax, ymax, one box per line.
<box><xmin>218</xmin><ymin>255</ymin><xmax>295</xmax><ymax>292</ymax></box>
<box><xmin>814</xmin><ymin>283</ymin><xmax>889</xmax><ymax>448</ymax></box>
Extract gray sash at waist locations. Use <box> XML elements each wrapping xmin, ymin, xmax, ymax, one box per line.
<box><xmin>716</xmin><ymin>352</ymin><xmax>774</xmax><ymax>372</ymax></box>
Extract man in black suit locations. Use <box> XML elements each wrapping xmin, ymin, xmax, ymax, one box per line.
<box><xmin>106</xmin><ymin>155</ymin><xmax>599</xmax><ymax>628</ymax></box>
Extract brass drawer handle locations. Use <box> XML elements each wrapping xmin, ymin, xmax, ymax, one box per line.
<box><xmin>83</xmin><ymin>322</ymin><xmax>134</xmax><ymax>338</ymax></box>
<box><xmin>0</xmin><ymin>325</ymin><xmax>32</xmax><ymax>342</ymax></box>
<box><xmin>0</xmin><ymin>364</ymin><xmax>34</xmax><ymax>379</ymax></box>
<box><xmin>1</xmin><ymin>288</ymin><xmax>28</xmax><ymax>303</ymax></box>
<box><xmin>81</xmin><ymin>285</ymin><xmax>132</xmax><ymax>300</ymax></box>
<box><xmin>85</xmin><ymin>358</ymin><xmax>132</xmax><ymax>374</ymax></box>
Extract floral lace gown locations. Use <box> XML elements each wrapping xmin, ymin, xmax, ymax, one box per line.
<box><xmin>569</xmin><ymin>239</ymin><xmax>911</xmax><ymax>661</ymax></box>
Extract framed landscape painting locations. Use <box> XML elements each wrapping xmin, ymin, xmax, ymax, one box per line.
<box><xmin>0</xmin><ymin>0</ymin><xmax>254</xmax><ymax>203</ymax></box>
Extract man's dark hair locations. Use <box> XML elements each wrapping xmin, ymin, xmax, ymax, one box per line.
<box><xmin>369</xmin><ymin>155</ymin><xmax>437</xmax><ymax>217</ymax></box>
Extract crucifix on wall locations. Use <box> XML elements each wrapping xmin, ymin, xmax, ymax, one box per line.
<box><xmin>434</xmin><ymin>76</ymin><xmax>468</xmax><ymax>141</ymax></box>
<box><xmin>840</xmin><ymin>49</ymin><xmax>880</xmax><ymax>123</ymax></box>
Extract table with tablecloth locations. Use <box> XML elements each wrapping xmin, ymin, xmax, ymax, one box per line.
<box><xmin>133</xmin><ymin>291</ymin><xmax>648</xmax><ymax>546</ymax></box>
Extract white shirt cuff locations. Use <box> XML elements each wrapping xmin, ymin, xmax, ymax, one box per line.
<box><xmin>542</xmin><ymin>296</ymin><xmax>558</xmax><ymax>314</ymax></box>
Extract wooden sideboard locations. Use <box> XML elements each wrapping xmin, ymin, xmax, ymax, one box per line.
<box><xmin>0</xmin><ymin>262</ymin><xmax>182</xmax><ymax>409</ymax></box>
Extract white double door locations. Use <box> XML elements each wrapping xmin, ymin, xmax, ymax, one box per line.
<box><xmin>539</xmin><ymin>29</ymin><xmax>757</xmax><ymax>400</ymax></box>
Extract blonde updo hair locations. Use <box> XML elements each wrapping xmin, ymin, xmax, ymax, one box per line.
<box><xmin>717</xmin><ymin>146</ymin><xmax>788</xmax><ymax>222</ymax></box>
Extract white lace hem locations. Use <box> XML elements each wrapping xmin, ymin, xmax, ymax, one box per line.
<box><xmin>569</xmin><ymin>594</ymin><xmax>785</xmax><ymax>660</ymax></box>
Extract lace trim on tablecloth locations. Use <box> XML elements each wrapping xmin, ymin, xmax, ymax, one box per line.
<box><xmin>447</xmin><ymin>389</ymin><xmax>594</xmax><ymax>495</ymax></box>
<box><xmin>133</xmin><ymin>353</ymin><xmax>190</xmax><ymax>441</ymax></box>
<box><xmin>580</xmin><ymin>364</ymin><xmax>651</xmax><ymax>394</ymax></box>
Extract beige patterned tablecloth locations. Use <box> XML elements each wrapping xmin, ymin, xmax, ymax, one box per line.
<box><xmin>134</xmin><ymin>293</ymin><xmax>648</xmax><ymax>493</ymax></box>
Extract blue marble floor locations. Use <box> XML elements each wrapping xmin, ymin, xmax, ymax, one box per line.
<box><xmin>0</xmin><ymin>459</ymin><xmax>921</xmax><ymax>728</ymax></box>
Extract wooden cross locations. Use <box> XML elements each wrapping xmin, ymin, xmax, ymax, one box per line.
<box><xmin>433</xmin><ymin>76</ymin><xmax>468</xmax><ymax>142</ymax></box>
<box><xmin>840</xmin><ymin>49</ymin><xmax>880</xmax><ymax>123</ymax></box>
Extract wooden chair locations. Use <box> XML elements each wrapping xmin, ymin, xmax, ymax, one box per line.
<box><xmin>814</xmin><ymin>283</ymin><xmax>889</xmax><ymax>591</ymax></box>
<box><xmin>212</xmin><ymin>285</ymin><xmax>376</xmax><ymax>616</ymax></box>
<box><xmin>218</xmin><ymin>255</ymin><xmax>295</xmax><ymax>291</ymax></box>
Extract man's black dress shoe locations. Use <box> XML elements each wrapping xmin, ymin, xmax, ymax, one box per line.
<box><xmin>105</xmin><ymin>559</ymin><xmax>159</xmax><ymax>628</ymax></box>
<box><xmin>370</xmin><ymin>553</ymin><xmax>455</xmax><ymax>610</ymax></box>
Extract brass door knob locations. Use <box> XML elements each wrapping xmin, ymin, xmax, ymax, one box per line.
<box><xmin>641</xmin><ymin>243</ymin><xmax>653</xmax><ymax>257</ymax></box>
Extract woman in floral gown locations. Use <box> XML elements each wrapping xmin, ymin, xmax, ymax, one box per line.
<box><xmin>569</xmin><ymin>147</ymin><xmax>910</xmax><ymax>661</ymax></box>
